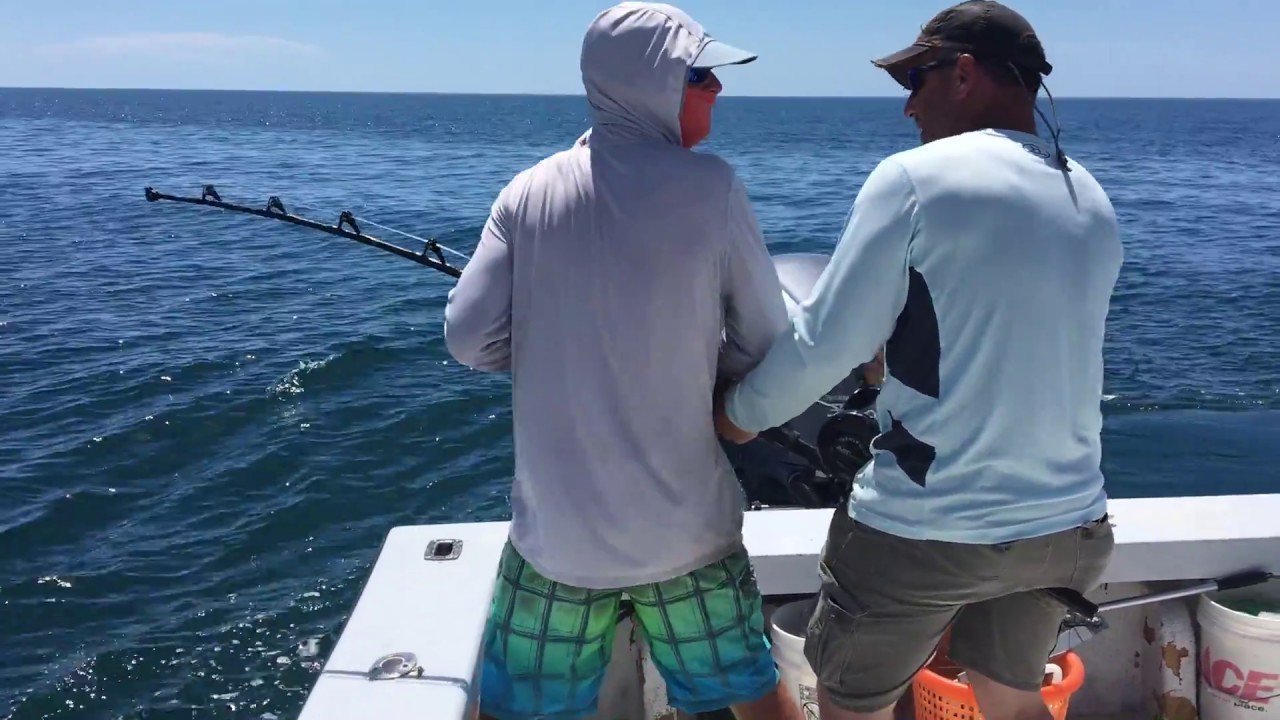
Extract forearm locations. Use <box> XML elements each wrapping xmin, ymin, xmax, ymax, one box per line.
<box><xmin>443</xmin><ymin>197</ymin><xmax>514</xmax><ymax>371</ymax></box>
<box><xmin>725</xmin><ymin>158</ymin><xmax>917</xmax><ymax>431</ymax></box>
<box><xmin>724</xmin><ymin>307</ymin><xmax>885</xmax><ymax>432</ymax></box>
<box><xmin>719</xmin><ymin>176</ymin><xmax>790</xmax><ymax>379</ymax></box>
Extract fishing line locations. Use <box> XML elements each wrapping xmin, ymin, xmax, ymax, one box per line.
<box><xmin>288</xmin><ymin>201</ymin><xmax>473</xmax><ymax>263</ymax></box>
<box><xmin>344</xmin><ymin>216</ymin><xmax>472</xmax><ymax>263</ymax></box>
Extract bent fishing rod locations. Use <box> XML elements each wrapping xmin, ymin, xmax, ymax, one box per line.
<box><xmin>143</xmin><ymin>184</ymin><xmax>467</xmax><ymax>278</ymax></box>
<box><xmin>143</xmin><ymin>183</ymin><xmax>865</xmax><ymax>496</ymax></box>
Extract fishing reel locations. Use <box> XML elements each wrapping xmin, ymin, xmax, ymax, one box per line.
<box><xmin>815</xmin><ymin>409</ymin><xmax>878</xmax><ymax>490</ymax></box>
<box><xmin>736</xmin><ymin>381</ymin><xmax>881</xmax><ymax>510</ymax></box>
<box><xmin>809</xmin><ymin>383</ymin><xmax>880</xmax><ymax>503</ymax></box>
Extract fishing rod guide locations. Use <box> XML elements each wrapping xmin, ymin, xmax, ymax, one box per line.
<box><xmin>143</xmin><ymin>184</ymin><xmax>464</xmax><ymax>278</ymax></box>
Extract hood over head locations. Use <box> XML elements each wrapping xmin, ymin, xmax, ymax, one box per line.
<box><xmin>580</xmin><ymin>2</ymin><xmax>756</xmax><ymax>146</ymax></box>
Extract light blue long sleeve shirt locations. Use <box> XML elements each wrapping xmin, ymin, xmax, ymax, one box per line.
<box><xmin>725</xmin><ymin>128</ymin><xmax>1124</xmax><ymax>544</ymax></box>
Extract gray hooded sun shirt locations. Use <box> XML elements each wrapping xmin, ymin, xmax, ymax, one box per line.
<box><xmin>443</xmin><ymin>3</ymin><xmax>789</xmax><ymax>588</ymax></box>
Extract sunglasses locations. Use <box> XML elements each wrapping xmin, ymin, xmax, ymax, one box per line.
<box><xmin>688</xmin><ymin>67</ymin><xmax>713</xmax><ymax>85</ymax></box>
<box><xmin>906</xmin><ymin>56</ymin><xmax>959</xmax><ymax>94</ymax></box>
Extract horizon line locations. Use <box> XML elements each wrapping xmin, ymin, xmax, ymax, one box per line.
<box><xmin>2</xmin><ymin>85</ymin><xmax>1278</xmax><ymax>102</ymax></box>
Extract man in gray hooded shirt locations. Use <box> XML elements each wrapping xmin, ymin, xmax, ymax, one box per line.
<box><xmin>444</xmin><ymin>3</ymin><xmax>797</xmax><ymax>719</ymax></box>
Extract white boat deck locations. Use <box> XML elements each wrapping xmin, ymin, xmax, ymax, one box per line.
<box><xmin>298</xmin><ymin>493</ymin><xmax>1280</xmax><ymax>719</ymax></box>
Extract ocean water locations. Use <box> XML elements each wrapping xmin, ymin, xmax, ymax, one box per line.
<box><xmin>1</xmin><ymin>88</ymin><xmax>1278</xmax><ymax>719</ymax></box>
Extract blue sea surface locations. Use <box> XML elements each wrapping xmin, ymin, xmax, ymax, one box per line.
<box><xmin>1</xmin><ymin>89</ymin><xmax>1278</xmax><ymax>718</ymax></box>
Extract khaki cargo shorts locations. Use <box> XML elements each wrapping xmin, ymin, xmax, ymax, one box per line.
<box><xmin>802</xmin><ymin>508</ymin><xmax>1114</xmax><ymax>713</ymax></box>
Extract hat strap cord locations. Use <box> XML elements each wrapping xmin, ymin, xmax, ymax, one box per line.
<box><xmin>1006</xmin><ymin>60</ymin><xmax>1071</xmax><ymax>173</ymax></box>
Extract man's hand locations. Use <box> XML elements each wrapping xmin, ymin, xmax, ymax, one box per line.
<box><xmin>715</xmin><ymin>406</ymin><xmax>757</xmax><ymax>444</ymax></box>
<box><xmin>713</xmin><ymin>380</ymin><xmax>757</xmax><ymax>444</ymax></box>
<box><xmin>863</xmin><ymin>347</ymin><xmax>885</xmax><ymax>386</ymax></box>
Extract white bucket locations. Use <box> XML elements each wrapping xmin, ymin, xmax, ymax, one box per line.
<box><xmin>1197</xmin><ymin>580</ymin><xmax>1280</xmax><ymax>719</ymax></box>
<box><xmin>770</xmin><ymin>599</ymin><xmax>821</xmax><ymax>720</ymax></box>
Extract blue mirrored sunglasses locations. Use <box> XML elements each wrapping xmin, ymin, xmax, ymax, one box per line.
<box><xmin>688</xmin><ymin>67</ymin><xmax>712</xmax><ymax>85</ymax></box>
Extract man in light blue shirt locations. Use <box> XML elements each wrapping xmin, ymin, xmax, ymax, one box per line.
<box><xmin>715</xmin><ymin>2</ymin><xmax>1122</xmax><ymax>719</ymax></box>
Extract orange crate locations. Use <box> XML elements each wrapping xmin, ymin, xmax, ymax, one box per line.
<box><xmin>911</xmin><ymin>649</ymin><xmax>1084</xmax><ymax>720</ymax></box>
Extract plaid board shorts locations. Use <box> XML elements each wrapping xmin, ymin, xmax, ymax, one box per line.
<box><xmin>479</xmin><ymin>540</ymin><xmax>780</xmax><ymax>719</ymax></box>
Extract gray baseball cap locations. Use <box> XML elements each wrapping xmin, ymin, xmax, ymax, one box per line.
<box><xmin>691</xmin><ymin>38</ymin><xmax>757</xmax><ymax>69</ymax></box>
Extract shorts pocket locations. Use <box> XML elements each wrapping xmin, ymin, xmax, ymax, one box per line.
<box><xmin>803</xmin><ymin>584</ymin><xmax>867</xmax><ymax>689</ymax></box>
<box><xmin>1077</xmin><ymin>513</ymin><xmax>1111</xmax><ymax>534</ymax></box>
<box><xmin>1076</xmin><ymin>515</ymin><xmax>1114</xmax><ymax>553</ymax></box>
<box><xmin>1071</xmin><ymin>516</ymin><xmax>1115</xmax><ymax>589</ymax></box>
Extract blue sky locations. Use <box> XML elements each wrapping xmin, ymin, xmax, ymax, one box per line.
<box><xmin>3</xmin><ymin>0</ymin><xmax>1276</xmax><ymax>98</ymax></box>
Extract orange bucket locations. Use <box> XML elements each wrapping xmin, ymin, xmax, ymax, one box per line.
<box><xmin>911</xmin><ymin>647</ymin><xmax>1085</xmax><ymax>720</ymax></box>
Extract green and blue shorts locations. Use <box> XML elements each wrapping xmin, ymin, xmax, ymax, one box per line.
<box><xmin>479</xmin><ymin>540</ymin><xmax>779</xmax><ymax>719</ymax></box>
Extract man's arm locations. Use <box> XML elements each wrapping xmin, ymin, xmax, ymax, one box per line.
<box><xmin>723</xmin><ymin>157</ymin><xmax>918</xmax><ymax>433</ymax></box>
<box><xmin>718</xmin><ymin>175</ymin><xmax>790</xmax><ymax>380</ymax></box>
<box><xmin>443</xmin><ymin>193</ymin><xmax>514</xmax><ymax>372</ymax></box>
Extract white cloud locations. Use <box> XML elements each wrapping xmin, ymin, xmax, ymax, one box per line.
<box><xmin>34</xmin><ymin>32</ymin><xmax>323</xmax><ymax>61</ymax></box>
